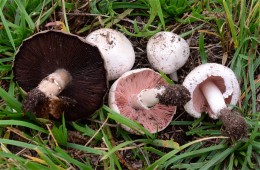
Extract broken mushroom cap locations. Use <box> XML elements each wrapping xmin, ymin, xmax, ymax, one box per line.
<box><xmin>86</xmin><ymin>28</ymin><xmax>135</xmax><ymax>81</ymax></box>
<box><xmin>147</xmin><ymin>31</ymin><xmax>190</xmax><ymax>81</ymax></box>
<box><xmin>13</xmin><ymin>30</ymin><xmax>108</xmax><ymax>120</ymax></box>
<box><xmin>182</xmin><ymin>63</ymin><xmax>240</xmax><ymax>119</ymax></box>
<box><xmin>108</xmin><ymin>68</ymin><xmax>177</xmax><ymax>134</ymax></box>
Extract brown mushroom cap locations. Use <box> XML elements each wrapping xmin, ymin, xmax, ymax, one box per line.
<box><xmin>13</xmin><ymin>30</ymin><xmax>108</xmax><ymax>120</ymax></box>
<box><xmin>109</xmin><ymin>68</ymin><xmax>176</xmax><ymax>134</ymax></box>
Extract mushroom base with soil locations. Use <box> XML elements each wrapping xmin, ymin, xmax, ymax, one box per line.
<box><xmin>22</xmin><ymin>68</ymin><xmax>76</xmax><ymax>119</ymax></box>
<box><xmin>199</xmin><ymin>79</ymin><xmax>248</xmax><ymax>140</ymax></box>
<box><xmin>219</xmin><ymin>108</ymin><xmax>248</xmax><ymax>140</ymax></box>
<box><xmin>157</xmin><ymin>84</ymin><xmax>191</xmax><ymax>106</ymax></box>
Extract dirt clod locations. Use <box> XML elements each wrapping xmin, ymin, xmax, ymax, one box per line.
<box><xmin>22</xmin><ymin>88</ymin><xmax>49</xmax><ymax>118</ymax></box>
<box><xmin>219</xmin><ymin>108</ymin><xmax>248</xmax><ymax>140</ymax></box>
<box><xmin>157</xmin><ymin>84</ymin><xmax>191</xmax><ymax>107</ymax></box>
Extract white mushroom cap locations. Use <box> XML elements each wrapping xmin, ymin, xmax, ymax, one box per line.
<box><xmin>183</xmin><ymin>63</ymin><xmax>241</xmax><ymax>119</ymax></box>
<box><xmin>147</xmin><ymin>31</ymin><xmax>190</xmax><ymax>77</ymax></box>
<box><xmin>109</xmin><ymin>68</ymin><xmax>176</xmax><ymax>134</ymax></box>
<box><xmin>86</xmin><ymin>28</ymin><xmax>135</xmax><ymax>80</ymax></box>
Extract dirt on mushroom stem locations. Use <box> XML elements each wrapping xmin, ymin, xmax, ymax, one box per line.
<box><xmin>21</xmin><ymin>69</ymin><xmax>76</xmax><ymax>119</ymax></box>
<box><xmin>218</xmin><ymin>108</ymin><xmax>248</xmax><ymax>140</ymax></box>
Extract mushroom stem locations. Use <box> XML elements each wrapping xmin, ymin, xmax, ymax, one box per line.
<box><xmin>131</xmin><ymin>87</ymin><xmax>166</xmax><ymax>109</ymax></box>
<box><xmin>169</xmin><ymin>72</ymin><xmax>178</xmax><ymax>82</ymax></box>
<box><xmin>131</xmin><ymin>84</ymin><xmax>191</xmax><ymax>109</ymax></box>
<box><xmin>200</xmin><ymin>79</ymin><xmax>248</xmax><ymax>140</ymax></box>
<box><xmin>37</xmin><ymin>69</ymin><xmax>72</xmax><ymax>97</ymax></box>
<box><xmin>22</xmin><ymin>69</ymin><xmax>72</xmax><ymax>118</ymax></box>
<box><xmin>200</xmin><ymin>80</ymin><xmax>226</xmax><ymax>117</ymax></box>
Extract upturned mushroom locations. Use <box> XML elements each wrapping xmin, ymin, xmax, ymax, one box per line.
<box><xmin>13</xmin><ymin>30</ymin><xmax>108</xmax><ymax>120</ymax></box>
<box><xmin>108</xmin><ymin>68</ymin><xmax>190</xmax><ymax>134</ymax></box>
<box><xmin>146</xmin><ymin>31</ymin><xmax>190</xmax><ymax>81</ymax></box>
<box><xmin>86</xmin><ymin>28</ymin><xmax>135</xmax><ymax>81</ymax></box>
<box><xmin>182</xmin><ymin>63</ymin><xmax>248</xmax><ymax>140</ymax></box>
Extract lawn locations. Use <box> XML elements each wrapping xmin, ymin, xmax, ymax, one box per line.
<box><xmin>0</xmin><ymin>0</ymin><xmax>259</xmax><ymax>169</ymax></box>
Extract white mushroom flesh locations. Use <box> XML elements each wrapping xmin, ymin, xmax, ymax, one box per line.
<box><xmin>200</xmin><ymin>80</ymin><xmax>227</xmax><ymax>116</ymax></box>
<box><xmin>38</xmin><ymin>69</ymin><xmax>72</xmax><ymax>97</ymax></box>
<box><xmin>86</xmin><ymin>28</ymin><xmax>135</xmax><ymax>80</ymax></box>
<box><xmin>131</xmin><ymin>87</ymin><xmax>166</xmax><ymax>109</ymax></box>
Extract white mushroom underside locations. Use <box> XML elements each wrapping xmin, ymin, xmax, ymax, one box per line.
<box><xmin>182</xmin><ymin>63</ymin><xmax>240</xmax><ymax>119</ymax></box>
<box><xmin>200</xmin><ymin>80</ymin><xmax>227</xmax><ymax>117</ymax></box>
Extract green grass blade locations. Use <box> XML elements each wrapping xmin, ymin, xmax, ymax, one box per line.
<box><xmin>166</xmin><ymin>144</ymin><xmax>227</xmax><ymax>168</ymax></box>
<box><xmin>143</xmin><ymin>147</ymin><xmax>165</xmax><ymax>156</ymax></box>
<box><xmin>36</xmin><ymin>148</ymin><xmax>62</xmax><ymax>170</ymax></box>
<box><xmin>66</xmin><ymin>143</ymin><xmax>104</xmax><ymax>155</ymax></box>
<box><xmin>199</xmin><ymin>32</ymin><xmax>207</xmax><ymax>64</ymax></box>
<box><xmin>71</xmin><ymin>122</ymin><xmax>102</xmax><ymax>140</ymax></box>
<box><xmin>13</xmin><ymin>0</ymin><xmax>35</xmax><ymax>30</ymax></box>
<box><xmin>159</xmin><ymin>71</ymin><xmax>174</xmax><ymax>84</ymax></box>
<box><xmin>0</xmin><ymin>0</ymin><xmax>16</xmax><ymax>51</ymax></box>
<box><xmin>199</xmin><ymin>141</ymin><xmax>243</xmax><ymax>170</ymax></box>
<box><xmin>154</xmin><ymin>0</ymin><xmax>165</xmax><ymax>29</ymax></box>
<box><xmin>0</xmin><ymin>138</ymin><xmax>42</xmax><ymax>150</ymax></box>
<box><xmin>60</xmin><ymin>0</ymin><xmax>69</xmax><ymax>32</ymax></box>
<box><xmin>0</xmin><ymin>152</ymin><xmax>26</xmax><ymax>162</ymax></box>
<box><xmin>103</xmin><ymin>105</ymin><xmax>154</xmax><ymax>138</ymax></box>
<box><xmin>146</xmin><ymin>136</ymin><xmax>228</xmax><ymax>169</ymax></box>
<box><xmin>249</xmin><ymin>55</ymin><xmax>257</xmax><ymax>114</ymax></box>
<box><xmin>55</xmin><ymin>146</ymin><xmax>92</xmax><ymax>170</ymax></box>
<box><xmin>0</xmin><ymin>120</ymin><xmax>47</xmax><ymax>133</ymax></box>
<box><xmin>0</xmin><ymin>87</ymin><xmax>22</xmax><ymax>112</ymax></box>
<box><xmin>101</xmin><ymin>140</ymin><xmax>135</xmax><ymax>160</ymax></box>
<box><xmin>112</xmin><ymin>2</ymin><xmax>149</xmax><ymax>9</ymax></box>
<box><xmin>222</xmin><ymin>0</ymin><xmax>238</xmax><ymax>48</ymax></box>
<box><xmin>25</xmin><ymin>161</ymin><xmax>53</xmax><ymax>170</ymax></box>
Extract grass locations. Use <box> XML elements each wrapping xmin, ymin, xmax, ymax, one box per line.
<box><xmin>0</xmin><ymin>0</ymin><xmax>259</xmax><ymax>169</ymax></box>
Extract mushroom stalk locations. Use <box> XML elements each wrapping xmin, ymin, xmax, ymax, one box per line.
<box><xmin>200</xmin><ymin>80</ymin><xmax>248</xmax><ymax>140</ymax></box>
<box><xmin>131</xmin><ymin>85</ymin><xmax>191</xmax><ymax>110</ymax></box>
<box><xmin>169</xmin><ymin>72</ymin><xmax>178</xmax><ymax>82</ymax></box>
<box><xmin>131</xmin><ymin>87</ymin><xmax>166</xmax><ymax>109</ymax></box>
<box><xmin>22</xmin><ymin>69</ymin><xmax>72</xmax><ymax>118</ymax></box>
<box><xmin>200</xmin><ymin>80</ymin><xmax>226</xmax><ymax>116</ymax></box>
<box><xmin>37</xmin><ymin>69</ymin><xmax>72</xmax><ymax>97</ymax></box>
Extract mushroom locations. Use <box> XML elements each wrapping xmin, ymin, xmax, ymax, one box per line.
<box><xmin>146</xmin><ymin>31</ymin><xmax>190</xmax><ymax>81</ymax></box>
<box><xmin>183</xmin><ymin>63</ymin><xmax>248</xmax><ymax>140</ymax></box>
<box><xmin>108</xmin><ymin>68</ymin><xmax>190</xmax><ymax>134</ymax></box>
<box><xmin>13</xmin><ymin>30</ymin><xmax>108</xmax><ymax>120</ymax></box>
<box><xmin>86</xmin><ymin>28</ymin><xmax>135</xmax><ymax>81</ymax></box>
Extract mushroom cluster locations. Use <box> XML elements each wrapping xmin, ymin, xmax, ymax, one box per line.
<box><xmin>13</xmin><ymin>30</ymin><xmax>108</xmax><ymax>120</ymax></box>
<box><xmin>13</xmin><ymin>28</ymin><xmax>247</xmax><ymax>140</ymax></box>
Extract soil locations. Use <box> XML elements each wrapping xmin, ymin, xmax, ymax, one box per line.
<box><xmin>158</xmin><ymin>84</ymin><xmax>191</xmax><ymax>107</ymax></box>
<box><xmin>219</xmin><ymin>108</ymin><xmax>248</xmax><ymax>140</ymax></box>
